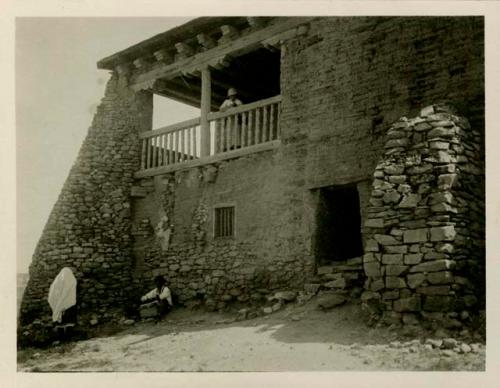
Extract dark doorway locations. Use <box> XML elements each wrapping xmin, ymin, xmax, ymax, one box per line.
<box><xmin>314</xmin><ymin>185</ymin><xmax>363</xmax><ymax>264</ymax></box>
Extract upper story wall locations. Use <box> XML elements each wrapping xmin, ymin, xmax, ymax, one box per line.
<box><xmin>280</xmin><ymin>17</ymin><xmax>484</xmax><ymax>189</ymax></box>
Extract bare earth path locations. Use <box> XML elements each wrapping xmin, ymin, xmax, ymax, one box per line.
<box><xmin>18</xmin><ymin>302</ymin><xmax>485</xmax><ymax>372</ymax></box>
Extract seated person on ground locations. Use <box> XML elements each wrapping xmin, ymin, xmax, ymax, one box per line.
<box><xmin>140</xmin><ymin>275</ymin><xmax>173</xmax><ymax>319</ymax></box>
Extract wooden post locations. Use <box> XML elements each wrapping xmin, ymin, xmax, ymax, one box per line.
<box><xmin>200</xmin><ymin>67</ymin><xmax>211</xmax><ymax>157</ymax></box>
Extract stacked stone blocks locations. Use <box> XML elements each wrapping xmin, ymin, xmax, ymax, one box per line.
<box><xmin>19</xmin><ymin>74</ymin><xmax>152</xmax><ymax>332</ymax></box>
<box><xmin>362</xmin><ymin>105</ymin><xmax>484</xmax><ymax>325</ymax></box>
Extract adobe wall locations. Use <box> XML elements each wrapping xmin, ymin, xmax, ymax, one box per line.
<box><xmin>19</xmin><ymin>74</ymin><xmax>152</xmax><ymax>335</ymax></box>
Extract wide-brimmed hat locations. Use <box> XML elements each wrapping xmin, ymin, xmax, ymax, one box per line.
<box><xmin>227</xmin><ymin>88</ymin><xmax>237</xmax><ymax>97</ymax></box>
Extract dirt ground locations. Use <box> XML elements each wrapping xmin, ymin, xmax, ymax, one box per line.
<box><xmin>17</xmin><ymin>300</ymin><xmax>485</xmax><ymax>372</ymax></box>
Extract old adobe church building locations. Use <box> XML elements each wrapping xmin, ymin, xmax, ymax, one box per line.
<box><xmin>20</xmin><ymin>17</ymin><xmax>484</xmax><ymax>334</ymax></box>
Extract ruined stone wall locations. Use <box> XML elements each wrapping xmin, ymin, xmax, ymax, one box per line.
<box><xmin>361</xmin><ymin>105</ymin><xmax>484</xmax><ymax>326</ymax></box>
<box><xmin>20</xmin><ymin>74</ymin><xmax>153</xmax><ymax>332</ymax></box>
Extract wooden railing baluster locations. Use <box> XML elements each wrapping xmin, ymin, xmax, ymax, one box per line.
<box><xmin>187</xmin><ymin>127</ymin><xmax>192</xmax><ymax>160</ymax></box>
<box><xmin>242</xmin><ymin>112</ymin><xmax>247</xmax><ymax>147</ymax></box>
<box><xmin>141</xmin><ymin>138</ymin><xmax>147</xmax><ymax>170</ymax></box>
<box><xmin>192</xmin><ymin>126</ymin><xmax>197</xmax><ymax>158</ymax></box>
<box><xmin>255</xmin><ymin>107</ymin><xmax>261</xmax><ymax>145</ymax></box>
<box><xmin>270</xmin><ymin>103</ymin><xmax>275</xmax><ymax>140</ymax></box>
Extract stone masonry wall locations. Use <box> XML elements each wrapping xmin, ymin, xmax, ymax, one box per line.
<box><xmin>280</xmin><ymin>17</ymin><xmax>484</xmax><ymax>190</ymax></box>
<box><xmin>131</xmin><ymin>150</ymin><xmax>315</xmax><ymax>310</ymax></box>
<box><xmin>132</xmin><ymin>17</ymin><xmax>484</xmax><ymax>311</ymax></box>
<box><xmin>19</xmin><ymin>74</ymin><xmax>153</xmax><ymax>334</ymax></box>
<box><xmin>19</xmin><ymin>17</ymin><xmax>484</xmax><ymax>337</ymax></box>
<box><xmin>361</xmin><ymin>105</ymin><xmax>484</xmax><ymax>327</ymax></box>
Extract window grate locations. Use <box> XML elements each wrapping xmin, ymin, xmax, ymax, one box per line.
<box><xmin>214</xmin><ymin>206</ymin><xmax>235</xmax><ymax>238</ymax></box>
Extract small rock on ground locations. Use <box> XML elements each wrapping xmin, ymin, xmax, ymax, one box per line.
<box><xmin>317</xmin><ymin>295</ymin><xmax>346</xmax><ymax>310</ymax></box>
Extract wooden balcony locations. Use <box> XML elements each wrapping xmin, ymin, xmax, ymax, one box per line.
<box><xmin>135</xmin><ymin>95</ymin><xmax>281</xmax><ymax>178</ymax></box>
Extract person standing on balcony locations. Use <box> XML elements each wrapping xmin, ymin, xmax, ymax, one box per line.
<box><xmin>220</xmin><ymin>87</ymin><xmax>243</xmax><ymax>111</ymax></box>
<box><xmin>219</xmin><ymin>88</ymin><xmax>243</xmax><ymax>151</ymax></box>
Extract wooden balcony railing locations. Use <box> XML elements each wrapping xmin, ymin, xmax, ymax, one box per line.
<box><xmin>137</xmin><ymin>95</ymin><xmax>281</xmax><ymax>176</ymax></box>
<box><xmin>208</xmin><ymin>95</ymin><xmax>281</xmax><ymax>154</ymax></box>
<box><xmin>139</xmin><ymin>117</ymin><xmax>201</xmax><ymax>170</ymax></box>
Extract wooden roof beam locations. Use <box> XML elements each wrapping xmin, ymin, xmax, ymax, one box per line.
<box><xmin>196</xmin><ymin>33</ymin><xmax>217</xmax><ymax>51</ymax></box>
<box><xmin>130</xmin><ymin>17</ymin><xmax>316</xmax><ymax>91</ymax></box>
<box><xmin>175</xmin><ymin>42</ymin><xmax>196</xmax><ymax>60</ymax></box>
<box><xmin>218</xmin><ymin>25</ymin><xmax>240</xmax><ymax>45</ymax></box>
<box><xmin>153</xmin><ymin>48</ymin><xmax>174</xmax><ymax>65</ymax></box>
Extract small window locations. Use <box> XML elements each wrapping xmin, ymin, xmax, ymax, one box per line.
<box><xmin>214</xmin><ymin>206</ymin><xmax>235</xmax><ymax>238</ymax></box>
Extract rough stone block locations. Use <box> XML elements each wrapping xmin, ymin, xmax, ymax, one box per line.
<box><xmin>429</xmin><ymin>141</ymin><xmax>450</xmax><ymax>150</ymax></box>
<box><xmin>403</xmin><ymin>228</ymin><xmax>429</xmax><ymax>243</ymax></box>
<box><xmin>323</xmin><ymin>278</ymin><xmax>346</xmax><ymax>289</ymax></box>
<box><xmin>431</xmin><ymin>203</ymin><xmax>457</xmax><ymax>213</ymax></box>
<box><xmin>427</xmin><ymin>271</ymin><xmax>454</xmax><ymax>284</ymax></box>
<box><xmin>365</xmin><ymin>218</ymin><xmax>384</xmax><ymax>228</ymax></box>
<box><xmin>407</xmin><ymin>164</ymin><xmax>432</xmax><ymax>175</ymax></box>
<box><xmin>430</xmin><ymin>226</ymin><xmax>456</xmax><ymax>242</ymax></box>
<box><xmin>382</xmin><ymin>290</ymin><xmax>399</xmax><ymax>300</ymax></box>
<box><xmin>428</xmin><ymin>127</ymin><xmax>455</xmax><ymax>139</ymax></box>
<box><xmin>424</xmin><ymin>296</ymin><xmax>455</xmax><ymax>312</ymax></box>
<box><xmin>383</xmin><ymin>190</ymin><xmax>402</xmax><ymax>204</ymax></box>
<box><xmin>394</xmin><ymin>295</ymin><xmax>421</xmax><ymax>312</ymax></box>
<box><xmin>385</xmin><ymin>276</ymin><xmax>407</xmax><ymax>289</ymax></box>
<box><xmin>429</xmin><ymin>192</ymin><xmax>453</xmax><ymax>205</ymax></box>
<box><xmin>385</xmin><ymin>265</ymin><xmax>408</xmax><ymax>276</ymax></box>
<box><xmin>384</xmin><ymin>245</ymin><xmax>408</xmax><ymax>254</ymax></box>
<box><xmin>423</xmin><ymin>252</ymin><xmax>448</xmax><ymax>260</ymax></box>
<box><xmin>370</xmin><ymin>279</ymin><xmax>385</xmax><ymax>292</ymax></box>
<box><xmin>304</xmin><ymin>283</ymin><xmax>320</xmax><ymax>294</ymax></box>
<box><xmin>404</xmin><ymin>253</ymin><xmax>423</xmax><ymax>265</ymax></box>
<box><xmin>384</xmin><ymin>165</ymin><xmax>405</xmax><ymax>175</ymax></box>
<box><xmin>436</xmin><ymin>243</ymin><xmax>454</xmax><ymax>254</ymax></box>
<box><xmin>317</xmin><ymin>294</ymin><xmax>346</xmax><ymax>310</ymax></box>
<box><xmin>420</xmin><ymin>105</ymin><xmax>434</xmax><ymax>117</ymax></box>
<box><xmin>385</xmin><ymin>138</ymin><xmax>409</xmax><ymax>148</ymax></box>
<box><xmin>409</xmin><ymin>259</ymin><xmax>455</xmax><ymax>273</ymax></box>
<box><xmin>374</xmin><ymin>234</ymin><xmax>400</xmax><ymax>246</ymax></box>
<box><xmin>414</xmin><ymin>122</ymin><xmax>432</xmax><ymax>131</ymax></box>
<box><xmin>398</xmin><ymin>193</ymin><xmax>420</xmax><ymax>208</ymax></box>
<box><xmin>322</xmin><ymin>273</ymin><xmax>343</xmax><ymax>281</ymax></box>
<box><xmin>407</xmin><ymin>273</ymin><xmax>426</xmax><ymax>289</ymax></box>
<box><xmin>346</xmin><ymin>256</ymin><xmax>362</xmax><ymax>265</ymax></box>
<box><xmin>317</xmin><ymin>266</ymin><xmax>333</xmax><ymax>275</ymax></box>
<box><xmin>364</xmin><ymin>262</ymin><xmax>381</xmax><ymax>277</ymax></box>
<box><xmin>363</xmin><ymin>253</ymin><xmax>377</xmax><ymax>263</ymax></box>
<box><xmin>361</xmin><ymin>291</ymin><xmax>381</xmax><ymax>302</ymax></box>
<box><xmin>426</xmin><ymin>150</ymin><xmax>452</xmax><ymax>164</ymax></box>
<box><xmin>388</xmin><ymin>175</ymin><xmax>406</xmax><ymax>184</ymax></box>
<box><xmin>416</xmin><ymin>286</ymin><xmax>450</xmax><ymax>295</ymax></box>
<box><xmin>364</xmin><ymin>239</ymin><xmax>379</xmax><ymax>252</ymax></box>
<box><xmin>382</xmin><ymin>254</ymin><xmax>403</xmax><ymax>265</ymax></box>
<box><xmin>438</xmin><ymin>174</ymin><xmax>457</xmax><ymax>189</ymax></box>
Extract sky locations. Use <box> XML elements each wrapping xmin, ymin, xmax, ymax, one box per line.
<box><xmin>16</xmin><ymin>18</ymin><xmax>199</xmax><ymax>273</ymax></box>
